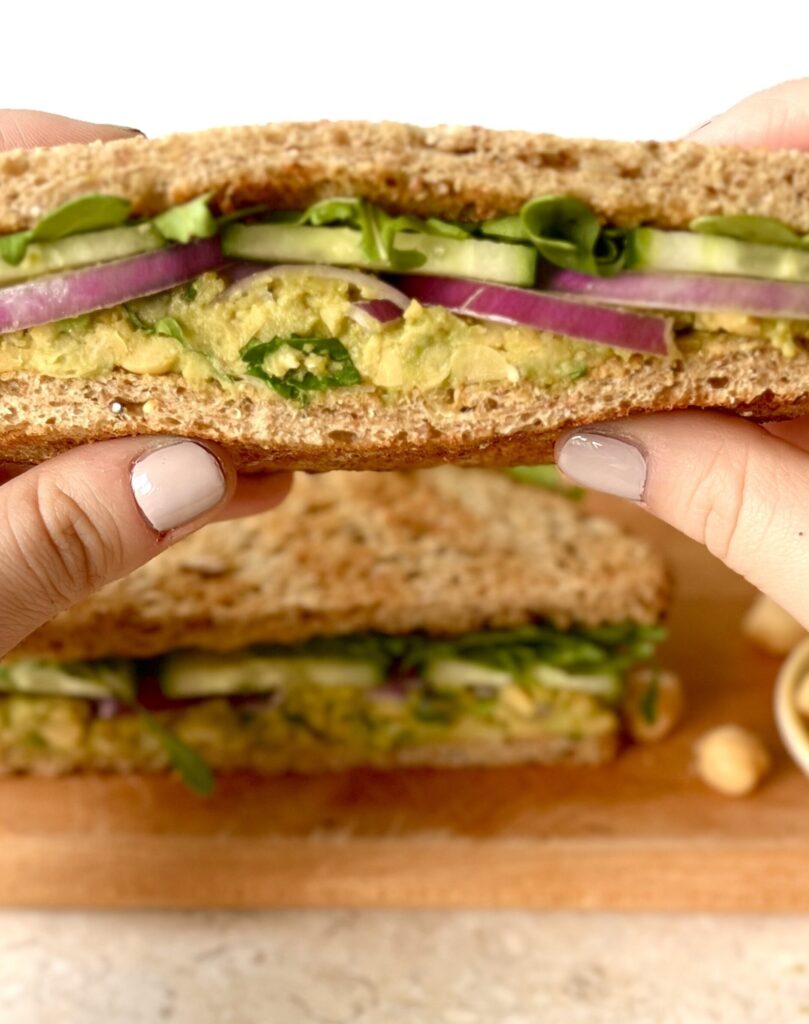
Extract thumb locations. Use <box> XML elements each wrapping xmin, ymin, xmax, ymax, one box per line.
<box><xmin>556</xmin><ymin>412</ymin><xmax>809</xmax><ymax>628</ymax></box>
<box><xmin>0</xmin><ymin>438</ymin><xmax>251</xmax><ymax>657</ymax></box>
<box><xmin>689</xmin><ymin>77</ymin><xmax>809</xmax><ymax>150</ymax></box>
<box><xmin>0</xmin><ymin>109</ymin><xmax>142</xmax><ymax>151</ymax></box>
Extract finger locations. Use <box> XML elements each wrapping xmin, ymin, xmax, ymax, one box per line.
<box><xmin>0</xmin><ymin>462</ymin><xmax>293</xmax><ymax>519</ymax></box>
<box><xmin>762</xmin><ymin>418</ymin><xmax>809</xmax><ymax>453</ymax></box>
<box><xmin>556</xmin><ymin>411</ymin><xmax>809</xmax><ymax>628</ymax></box>
<box><xmin>0</xmin><ymin>437</ymin><xmax>289</xmax><ymax>656</ymax></box>
<box><xmin>0</xmin><ymin>462</ymin><xmax>31</xmax><ymax>485</ymax></box>
<box><xmin>212</xmin><ymin>472</ymin><xmax>294</xmax><ymax>522</ymax></box>
<box><xmin>0</xmin><ymin>110</ymin><xmax>142</xmax><ymax>151</ymax></box>
<box><xmin>688</xmin><ymin>78</ymin><xmax>809</xmax><ymax>150</ymax></box>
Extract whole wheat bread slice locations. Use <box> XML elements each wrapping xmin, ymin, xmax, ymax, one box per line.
<box><xmin>11</xmin><ymin>467</ymin><xmax>668</xmax><ymax>663</ymax></box>
<box><xmin>4</xmin><ymin>121</ymin><xmax>807</xmax><ymax>470</ymax></box>
<box><xmin>3</xmin><ymin>121</ymin><xmax>809</xmax><ymax>232</ymax></box>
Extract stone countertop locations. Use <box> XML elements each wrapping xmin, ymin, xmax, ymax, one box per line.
<box><xmin>1</xmin><ymin>911</ymin><xmax>808</xmax><ymax>1023</ymax></box>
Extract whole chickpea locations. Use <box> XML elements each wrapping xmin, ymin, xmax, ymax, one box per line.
<box><xmin>622</xmin><ymin>667</ymin><xmax>684</xmax><ymax>743</ymax></box>
<box><xmin>694</xmin><ymin>725</ymin><xmax>771</xmax><ymax>797</ymax></box>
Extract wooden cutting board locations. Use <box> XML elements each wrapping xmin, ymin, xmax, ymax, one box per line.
<box><xmin>0</xmin><ymin>495</ymin><xmax>805</xmax><ymax>911</ymax></box>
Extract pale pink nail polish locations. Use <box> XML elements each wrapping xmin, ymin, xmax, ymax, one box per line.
<box><xmin>556</xmin><ymin>432</ymin><xmax>647</xmax><ymax>501</ymax></box>
<box><xmin>131</xmin><ymin>442</ymin><xmax>226</xmax><ymax>531</ymax></box>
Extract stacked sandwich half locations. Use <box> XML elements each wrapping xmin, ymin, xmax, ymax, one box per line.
<box><xmin>0</xmin><ymin>469</ymin><xmax>670</xmax><ymax>791</ymax></box>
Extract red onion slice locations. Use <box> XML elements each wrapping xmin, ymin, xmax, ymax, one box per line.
<box><xmin>347</xmin><ymin>299</ymin><xmax>404</xmax><ymax>329</ymax></box>
<box><xmin>394</xmin><ymin>275</ymin><xmax>671</xmax><ymax>355</ymax></box>
<box><xmin>220</xmin><ymin>263</ymin><xmax>410</xmax><ymax>308</ymax></box>
<box><xmin>544</xmin><ymin>267</ymin><xmax>809</xmax><ymax>320</ymax></box>
<box><xmin>0</xmin><ymin>238</ymin><xmax>225</xmax><ymax>335</ymax></box>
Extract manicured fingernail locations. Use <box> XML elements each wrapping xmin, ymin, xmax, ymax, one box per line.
<box><xmin>131</xmin><ymin>441</ymin><xmax>226</xmax><ymax>531</ymax></box>
<box><xmin>556</xmin><ymin>432</ymin><xmax>647</xmax><ymax>501</ymax></box>
<box><xmin>105</xmin><ymin>125</ymin><xmax>145</xmax><ymax>138</ymax></box>
<box><xmin>686</xmin><ymin>119</ymin><xmax>713</xmax><ymax>136</ymax></box>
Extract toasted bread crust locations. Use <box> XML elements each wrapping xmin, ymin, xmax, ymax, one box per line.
<box><xmin>3</xmin><ymin>121</ymin><xmax>809</xmax><ymax>232</ymax></box>
<box><xmin>0</xmin><ymin>334</ymin><xmax>807</xmax><ymax>471</ymax></box>
<box><xmin>11</xmin><ymin>468</ymin><xmax>668</xmax><ymax>662</ymax></box>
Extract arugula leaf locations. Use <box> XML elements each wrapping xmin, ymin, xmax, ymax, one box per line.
<box><xmin>296</xmin><ymin>197</ymin><xmax>471</xmax><ymax>271</ymax></box>
<box><xmin>639</xmin><ymin>672</ymin><xmax>661</xmax><ymax>725</ymax></box>
<box><xmin>252</xmin><ymin>622</ymin><xmax>665</xmax><ymax>682</ymax></box>
<box><xmin>479</xmin><ymin>216</ymin><xmax>529</xmax><ymax>242</ymax></box>
<box><xmin>241</xmin><ymin>334</ymin><xmax>361</xmax><ymax>402</ymax></box>
<box><xmin>123</xmin><ymin>304</ymin><xmax>153</xmax><ymax>332</ymax></box>
<box><xmin>32</xmin><ymin>195</ymin><xmax>132</xmax><ymax>243</ymax></box>
<box><xmin>217</xmin><ymin>204</ymin><xmax>267</xmax><ymax>228</ymax></box>
<box><xmin>690</xmin><ymin>214</ymin><xmax>804</xmax><ymax>248</ymax></box>
<box><xmin>123</xmin><ymin>304</ymin><xmax>185</xmax><ymax>342</ymax></box>
<box><xmin>54</xmin><ymin>313</ymin><xmax>92</xmax><ymax>335</ymax></box>
<box><xmin>411</xmin><ymin>690</ymin><xmax>460</xmax><ymax>725</ymax></box>
<box><xmin>301</xmin><ymin>197</ymin><xmax>365</xmax><ymax>228</ymax></box>
<box><xmin>153</xmin><ymin>193</ymin><xmax>217</xmax><ymax>243</ymax></box>
<box><xmin>520</xmin><ymin>196</ymin><xmax>628</xmax><ymax>277</ymax></box>
<box><xmin>139</xmin><ymin>710</ymin><xmax>214</xmax><ymax>796</ymax></box>
<box><xmin>0</xmin><ymin>229</ymin><xmax>33</xmax><ymax>266</ymax></box>
<box><xmin>505</xmin><ymin>465</ymin><xmax>584</xmax><ymax>500</ymax></box>
<box><xmin>153</xmin><ymin>317</ymin><xmax>186</xmax><ymax>343</ymax></box>
<box><xmin>424</xmin><ymin>218</ymin><xmax>470</xmax><ymax>240</ymax></box>
<box><xmin>0</xmin><ymin>194</ymin><xmax>132</xmax><ymax>266</ymax></box>
<box><xmin>183</xmin><ymin>280</ymin><xmax>199</xmax><ymax>302</ymax></box>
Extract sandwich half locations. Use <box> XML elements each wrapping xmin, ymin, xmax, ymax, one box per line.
<box><xmin>0</xmin><ymin>469</ymin><xmax>670</xmax><ymax>790</ymax></box>
<box><xmin>2</xmin><ymin>123</ymin><xmax>809</xmax><ymax>469</ymax></box>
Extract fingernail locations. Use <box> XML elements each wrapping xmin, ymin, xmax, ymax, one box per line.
<box><xmin>107</xmin><ymin>125</ymin><xmax>146</xmax><ymax>138</ymax></box>
<box><xmin>556</xmin><ymin>431</ymin><xmax>647</xmax><ymax>501</ymax></box>
<box><xmin>686</xmin><ymin>119</ymin><xmax>713</xmax><ymax>136</ymax></box>
<box><xmin>131</xmin><ymin>441</ymin><xmax>226</xmax><ymax>531</ymax></box>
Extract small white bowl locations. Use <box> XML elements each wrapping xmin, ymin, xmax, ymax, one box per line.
<box><xmin>774</xmin><ymin>635</ymin><xmax>809</xmax><ymax>778</ymax></box>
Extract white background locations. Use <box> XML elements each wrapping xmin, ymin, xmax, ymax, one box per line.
<box><xmin>3</xmin><ymin>0</ymin><xmax>809</xmax><ymax>140</ymax></box>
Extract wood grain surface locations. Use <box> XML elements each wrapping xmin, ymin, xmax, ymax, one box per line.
<box><xmin>0</xmin><ymin>495</ymin><xmax>803</xmax><ymax>911</ymax></box>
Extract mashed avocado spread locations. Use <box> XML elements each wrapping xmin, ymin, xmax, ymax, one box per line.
<box><xmin>0</xmin><ymin>272</ymin><xmax>805</xmax><ymax>399</ymax></box>
<box><xmin>0</xmin><ymin>271</ymin><xmax>615</xmax><ymax>394</ymax></box>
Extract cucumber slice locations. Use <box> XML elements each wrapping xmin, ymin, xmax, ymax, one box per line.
<box><xmin>0</xmin><ymin>660</ymin><xmax>135</xmax><ymax>699</ymax></box>
<box><xmin>0</xmin><ymin>223</ymin><xmax>165</xmax><ymax>286</ymax></box>
<box><xmin>223</xmin><ymin>224</ymin><xmax>369</xmax><ymax>268</ymax></box>
<box><xmin>529</xmin><ymin>664</ymin><xmax>620</xmax><ymax>700</ymax></box>
<box><xmin>223</xmin><ymin>223</ymin><xmax>537</xmax><ymax>287</ymax></box>
<box><xmin>629</xmin><ymin>227</ymin><xmax>809</xmax><ymax>283</ymax></box>
<box><xmin>395</xmin><ymin>232</ymin><xmax>536</xmax><ymax>286</ymax></box>
<box><xmin>424</xmin><ymin>657</ymin><xmax>515</xmax><ymax>689</ymax></box>
<box><xmin>160</xmin><ymin>651</ymin><xmax>383</xmax><ymax>698</ymax></box>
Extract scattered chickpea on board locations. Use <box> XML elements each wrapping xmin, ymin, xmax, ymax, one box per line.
<box><xmin>622</xmin><ymin>668</ymin><xmax>683</xmax><ymax>744</ymax></box>
<box><xmin>742</xmin><ymin>594</ymin><xmax>807</xmax><ymax>657</ymax></box>
<box><xmin>694</xmin><ymin>725</ymin><xmax>771</xmax><ymax>797</ymax></box>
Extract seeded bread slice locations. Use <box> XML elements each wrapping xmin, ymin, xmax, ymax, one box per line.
<box><xmin>10</xmin><ymin>467</ymin><xmax>669</xmax><ymax>663</ymax></box>
<box><xmin>3</xmin><ymin>121</ymin><xmax>809</xmax><ymax>232</ymax></box>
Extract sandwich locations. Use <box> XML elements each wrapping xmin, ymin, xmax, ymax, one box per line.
<box><xmin>0</xmin><ymin>468</ymin><xmax>671</xmax><ymax>791</ymax></box>
<box><xmin>1</xmin><ymin>122</ymin><xmax>809</xmax><ymax>470</ymax></box>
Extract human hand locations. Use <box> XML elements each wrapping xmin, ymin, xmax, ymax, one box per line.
<box><xmin>555</xmin><ymin>79</ymin><xmax>809</xmax><ymax>630</ymax></box>
<box><xmin>0</xmin><ymin>111</ymin><xmax>292</xmax><ymax>658</ymax></box>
